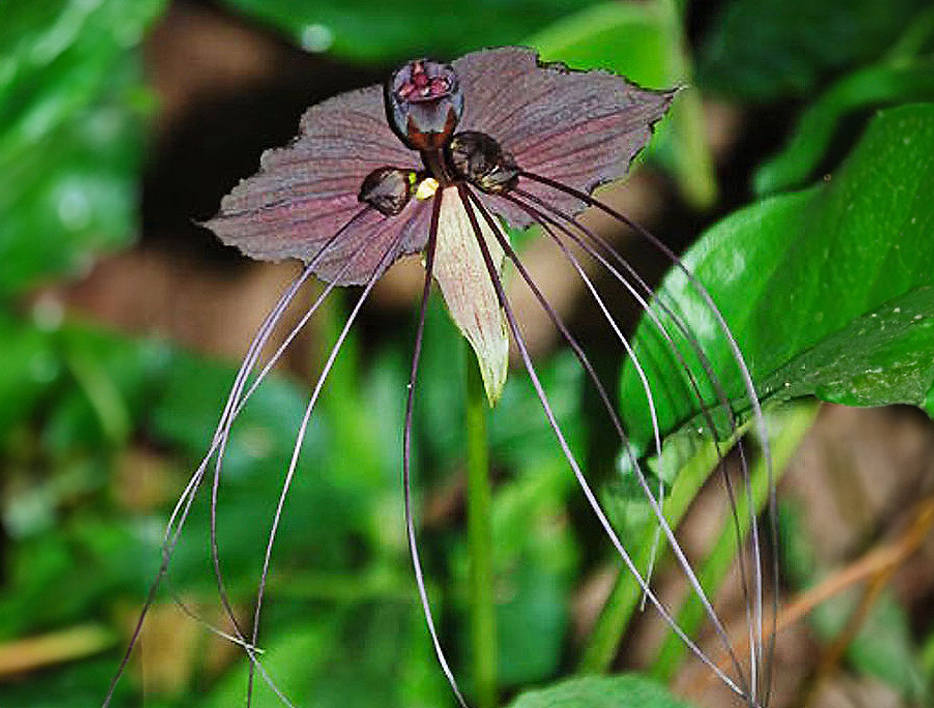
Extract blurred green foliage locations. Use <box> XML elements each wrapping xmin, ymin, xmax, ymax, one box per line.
<box><xmin>2</xmin><ymin>0</ymin><xmax>934</xmax><ymax>707</ymax></box>
<box><xmin>697</xmin><ymin>0</ymin><xmax>933</xmax><ymax>100</ymax></box>
<box><xmin>0</xmin><ymin>0</ymin><xmax>165</xmax><ymax>297</ymax></box>
<box><xmin>219</xmin><ymin>0</ymin><xmax>603</xmax><ymax>62</ymax></box>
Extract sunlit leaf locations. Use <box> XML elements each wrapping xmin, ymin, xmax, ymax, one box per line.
<box><xmin>219</xmin><ymin>0</ymin><xmax>602</xmax><ymax>63</ymax></box>
<box><xmin>620</xmin><ymin>103</ymin><xmax>934</xmax><ymax>447</ymax></box>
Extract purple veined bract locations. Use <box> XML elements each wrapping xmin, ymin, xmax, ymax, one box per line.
<box><xmin>103</xmin><ymin>46</ymin><xmax>777</xmax><ymax>708</ymax></box>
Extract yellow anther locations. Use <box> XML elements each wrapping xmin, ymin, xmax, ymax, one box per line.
<box><xmin>415</xmin><ymin>177</ymin><xmax>439</xmax><ymax>200</ymax></box>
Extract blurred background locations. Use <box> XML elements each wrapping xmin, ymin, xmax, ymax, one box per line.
<box><xmin>2</xmin><ymin>1</ymin><xmax>934</xmax><ymax>707</ymax></box>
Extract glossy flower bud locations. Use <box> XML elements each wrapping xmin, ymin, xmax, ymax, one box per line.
<box><xmin>446</xmin><ymin>131</ymin><xmax>519</xmax><ymax>194</ymax></box>
<box><xmin>358</xmin><ymin>167</ymin><xmax>414</xmax><ymax>215</ymax></box>
<box><xmin>385</xmin><ymin>59</ymin><xmax>464</xmax><ymax>151</ymax></box>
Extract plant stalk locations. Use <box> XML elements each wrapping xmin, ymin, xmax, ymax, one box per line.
<box><xmin>466</xmin><ymin>351</ymin><xmax>497</xmax><ymax>708</ymax></box>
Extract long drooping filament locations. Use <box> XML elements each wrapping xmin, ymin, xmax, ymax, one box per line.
<box><xmin>400</xmin><ymin>193</ymin><xmax>473</xmax><ymax>706</ymax></box>
<box><xmin>242</xmin><ymin>225</ymin><xmax>412</xmax><ymax>707</ymax></box>
<box><xmin>501</xmin><ymin>187</ymin><xmax>762</xmax><ymax>697</ymax></box>
<box><xmin>459</xmin><ymin>185</ymin><xmax>761</xmax><ymax>700</ymax></box>
<box><xmin>518</xmin><ymin>170</ymin><xmax>777</xmax><ymax>703</ymax></box>
<box><xmin>442</xmin><ymin>187</ymin><xmax>750</xmax><ymax>707</ymax></box>
<box><xmin>102</xmin><ymin>207</ymin><xmax>389</xmax><ymax>708</ymax></box>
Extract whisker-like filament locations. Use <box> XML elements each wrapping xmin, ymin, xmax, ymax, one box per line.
<box><xmin>102</xmin><ymin>207</ymin><xmax>373</xmax><ymax>708</ymax></box>
<box><xmin>244</xmin><ymin>224</ymin><xmax>409</xmax><ymax>706</ymax></box>
<box><xmin>213</xmin><ymin>211</ymin><xmax>383</xmax><ymax>650</ymax></box>
<box><xmin>465</xmin><ymin>187</ymin><xmax>750</xmax><ymax>691</ymax></box>
<box><xmin>518</xmin><ymin>171</ymin><xmax>776</xmax><ymax>697</ymax></box>
<box><xmin>402</xmin><ymin>192</ymin><xmax>471</xmax><ymax>706</ymax></box>
<box><xmin>457</xmin><ymin>185</ymin><xmax>750</xmax><ymax>701</ymax></box>
<box><xmin>498</xmin><ymin>192</ymin><xmax>668</xmax><ymax>606</ymax></box>
<box><xmin>506</xmin><ymin>186</ymin><xmax>764</xmax><ymax>698</ymax></box>
<box><xmin>502</xmin><ymin>188</ymin><xmax>760</xmax><ymax>662</ymax></box>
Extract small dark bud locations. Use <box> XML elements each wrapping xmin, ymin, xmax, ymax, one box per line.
<box><xmin>386</xmin><ymin>59</ymin><xmax>464</xmax><ymax>151</ymax></box>
<box><xmin>446</xmin><ymin>131</ymin><xmax>520</xmax><ymax>194</ymax></box>
<box><xmin>358</xmin><ymin>167</ymin><xmax>414</xmax><ymax>216</ymax></box>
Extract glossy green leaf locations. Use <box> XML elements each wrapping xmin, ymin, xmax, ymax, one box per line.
<box><xmin>755</xmin><ymin>56</ymin><xmax>934</xmax><ymax>195</ymax></box>
<box><xmin>620</xmin><ymin>104</ymin><xmax>934</xmax><ymax>448</ymax></box>
<box><xmin>0</xmin><ymin>0</ymin><xmax>165</xmax><ymax>297</ymax></box>
<box><xmin>219</xmin><ymin>0</ymin><xmax>600</xmax><ymax>63</ymax></box>
<box><xmin>697</xmin><ymin>0</ymin><xmax>930</xmax><ymax>100</ymax></box>
<box><xmin>508</xmin><ymin>675</ymin><xmax>695</xmax><ymax>708</ymax></box>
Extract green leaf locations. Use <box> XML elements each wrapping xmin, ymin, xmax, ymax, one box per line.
<box><xmin>755</xmin><ymin>56</ymin><xmax>934</xmax><ymax>195</ymax></box>
<box><xmin>528</xmin><ymin>2</ymin><xmax>672</xmax><ymax>88</ymax></box>
<box><xmin>508</xmin><ymin>675</ymin><xmax>695</xmax><ymax>708</ymax></box>
<box><xmin>0</xmin><ymin>0</ymin><xmax>165</xmax><ymax>297</ymax></box>
<box><xmin>620</xmin><ymin>103</ymin><xmax>934</xmax><ymax>448</ymax></box>
<box><xmin>697</xmin><ymin>0</ymin><xmax>930</xmax><ymax>100</ymax></box>
<box><xmin>218</xmin><ymin>0</ymin><xmax>601</xmax><ymax>63</ymax></box>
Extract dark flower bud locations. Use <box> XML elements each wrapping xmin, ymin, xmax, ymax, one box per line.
<box><xmin>358</xmin><ymin>167</ymin><xmax>414</xmax><ymax>216</ymax></box>
<box><xmin>386</xmin><ymin>59</ymin><xmax>464</xmax><ymax>151</ymax></box>
<box><xmin>446</xmin><ymin>131</ymin><xmax>520</xmax><ymax>194</ymax></box>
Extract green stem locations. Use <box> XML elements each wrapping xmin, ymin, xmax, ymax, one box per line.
<box><xmin>649</xmin><ymin>400</ymin><xmax>818</xmax><ymax>680</ymax></box>
<box><xmin>580</xmin><ymin>401</ymin><xmax>818</xmax><ymax>674</ymax></box>
<box><xmin>466</xmin><ymin>351</ymin><xmax>497</xmax><ymax>708</ymax></box>
<box><xmin>578</xmin><ymin>436</ymin><xmax>720</xmax><ymax>673</ymax></box>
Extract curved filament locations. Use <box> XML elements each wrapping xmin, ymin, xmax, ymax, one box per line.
<box><xmin>244</xmin><ymin>226</ymin><xmax>409</xmax><ymax>706</ymax></box>
<box><xmin>102</xmin><ymin>208</ymin><xmax>373</xmax><ymax>708</ymax></box>
<box><xmin>402</xmin><ymin>192</ymin><xmax>471</xmax><ymax>706</ymax></box>
<box><xmin>457</xmin><ymin>185</ymin><xmax>750</xmax><ymax>700</ymax></box>
<box><xmin>512</xmin><ymin>179</ymin><xmax>773</xmax><ymax>702</ymax></box>
<box><xmin>503</xmin><ymin>187</ymin><xmax>761</xmax><ymax>693</ymax></box>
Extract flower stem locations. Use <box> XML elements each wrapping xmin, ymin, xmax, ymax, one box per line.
<box><xmin>465</xmin><ymin>349</ymin><xmax>497</xmax><ymax>708</ymax></box>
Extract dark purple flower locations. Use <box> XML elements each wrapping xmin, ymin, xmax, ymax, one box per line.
<box><xmin>206</xmin><ymin>47</ymin><xmax>673</xmax><ymax>402</ymax></box>
<box><xmin>107</xmin><ymin>47</ymin><xmax>776</xmax><ymax>708</ymax></box>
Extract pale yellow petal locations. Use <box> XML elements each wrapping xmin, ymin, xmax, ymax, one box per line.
<box><xmin>433</xmin><ymin>187</ymin><xmax>509</xmax><ymax>405</ymax></box>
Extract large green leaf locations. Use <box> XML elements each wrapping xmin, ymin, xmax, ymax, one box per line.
<box><xmin>508</xmin><ymin>675</ymin><xmax>695</xmax><ymax>708</ymax></box>
<box><xmin>619</xmin><ymin>103</ymin><xmax>934</xmax><ymax>449</ymax></box>
<box><xmin>697</xmin><ymin>0</ymin><xmax>930</xmax><ymax>100</ymax></box>
<box><xmin>219</xmin><ymin>0</ymin><xmax>600</xmax><ymax>63</ymax></box>
<box><xmin>0</xmin><ymin>0</ymin><xmax>165</xmax><ymax>297</ymax></box>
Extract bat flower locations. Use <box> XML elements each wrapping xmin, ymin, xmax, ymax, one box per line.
<box><xmin>107</xmin><ymin>47</ymin><xmax>775</xmax><ymax>708</ymax></box>
<box><xmin>205</xmin><ymin>46</ymin><xmax>674</xmax><ymax>404</ymax></box>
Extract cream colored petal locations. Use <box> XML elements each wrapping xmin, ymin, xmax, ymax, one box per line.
<box><xmin>433</xmin><ymin>187</ymin><xmax>509</xmax><ymax>406</ymax></box>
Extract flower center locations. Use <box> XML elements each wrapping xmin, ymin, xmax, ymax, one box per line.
<box><xmin>396</xmin><ymin>61</ymin><xmax>453</xmax><ymax>103</ymax></box>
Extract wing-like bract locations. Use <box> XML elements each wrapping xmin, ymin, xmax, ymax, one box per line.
<box><xmin>205</xmin><ymin>85</ymin><xmax>429</xmax><ymax>284</ymax></box>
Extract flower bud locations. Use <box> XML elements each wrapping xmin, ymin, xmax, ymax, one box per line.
<box><xmin>386</xmin><ymin>60</ymin><xmax>463</xmax><ymax>151</ymax></box>
<box><xmin>446</xmin><ymin>131</ymin><xmax>519</xmax><ymax>194</ymax></box>
<box><xmin>358</xmin><ymin>167</ymin><xmax>414</xmax><ymax>216</ymax></box>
